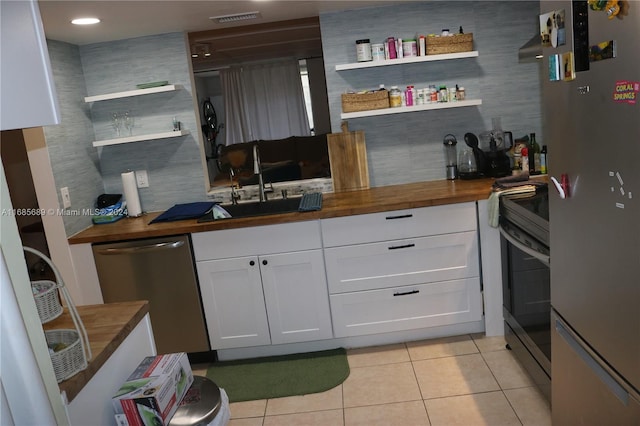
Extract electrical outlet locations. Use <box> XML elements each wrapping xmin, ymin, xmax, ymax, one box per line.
<box><xmin>136</xmin><ymin>170</ymin><xmax>149</xmax><ymax>188</ymax></box>
<box><xmin>60</xmin><ymin>187</ymin><xmax>71</xmax><ymax>208</ymax></box>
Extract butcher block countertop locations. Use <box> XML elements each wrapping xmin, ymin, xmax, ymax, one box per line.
<box><xmin>43</xmin><ymin>301</ymin><xmax>149</xmax><ymax>402</ymax></box>
<box><xmin>69</xmin><ymin>179</ymin><xmax>496</xmax><ymax>245</ymax></box>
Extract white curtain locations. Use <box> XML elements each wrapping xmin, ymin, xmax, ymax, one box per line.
<box><xmin>220</xmin><ymin>59</ymin><xmax>310</xmax><ymax>144</ymax></box>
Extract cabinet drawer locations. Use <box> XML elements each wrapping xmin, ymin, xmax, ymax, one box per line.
<box><xmin>325</xmin><ymin>231</ymin><xmax>479</xmax><ymax>294</ymax></box>
<box><xmin>321</xmin><ymin>203</ymin><xmax>476</xmax><ymax>247</ymax></box>
<box><xmin>192</xmin><ymin>220</ymin><xmax>321</xmax><ymax>260</ymax></box>
<box><xmin>330</xmin><ymin>278</ymin><xmax>482</xmax><ymax>338</ymax></box>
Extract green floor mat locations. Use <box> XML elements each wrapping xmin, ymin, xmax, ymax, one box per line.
<box><xmin>206</xmin><ymin>348</ymin><xmax>350</xmax><ymax>402</ymax></box>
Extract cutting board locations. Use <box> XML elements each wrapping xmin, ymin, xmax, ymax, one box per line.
<box><xmin>327</xmin><ymin>123</ymin><xmax>370</xmax><ymax>192</ymax></box>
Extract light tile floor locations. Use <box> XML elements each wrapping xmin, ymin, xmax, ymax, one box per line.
<box><xmin>192</xmin><ymin>333</ymin><xmax>551</xmax><ymax>426</ymax></box>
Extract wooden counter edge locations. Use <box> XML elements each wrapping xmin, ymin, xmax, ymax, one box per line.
<box><xmin>44</xmin><ymin>301</ymin><xmax>150</xmax><ymax>403</ymax></box>
<box><xmin>69</xmin><ymin>179</ymin><xmax>498</xmax><ymax>245</ymax></box>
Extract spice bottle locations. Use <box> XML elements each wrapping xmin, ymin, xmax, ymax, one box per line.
<box><xmin>405</xmin><ymin>86</ymin><xmax>414</xmax><ymax>106</ymax></box>
<box><xmin>439</xmin><ymin>85</ymin><xmax>448</xmax><ymax>102</ymax></box>
<box><xmin>429</xmin><ymin>85</ymin><xmax>437</xmax><ymax>103</ymax></box>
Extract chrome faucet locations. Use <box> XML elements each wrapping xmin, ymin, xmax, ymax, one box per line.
<box><xmin>253</xmin><ymin>144</ymin><xmax>267</xmax><ymax>202</ymax></box>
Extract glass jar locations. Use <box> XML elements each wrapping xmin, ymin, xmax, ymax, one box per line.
<box><xmin>389</xmin><ymin>86</ymin><xmax>402</xmax><ymax>107</ymax></box>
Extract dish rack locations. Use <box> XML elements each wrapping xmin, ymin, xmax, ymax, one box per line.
<box><xmin>24</xmin><ymin>246</ymin><xmax>92</xmax><ymax>383</ymax></box>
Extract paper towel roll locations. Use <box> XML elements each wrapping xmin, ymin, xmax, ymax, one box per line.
<box><xmin>121</xmin><ymin>171</ymin><xmax>142</xmax><ymax>217</ymax></box>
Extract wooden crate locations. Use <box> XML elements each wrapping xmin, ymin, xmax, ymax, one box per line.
<box><xmin>341</xmin><ymin>90</ymin><xmax>389</xmax><ymax>113</ymax></box>
<box><xmin>426</xmin><ymin>33</ymin><xmax>473</xmax><ymax>55</ymax></box>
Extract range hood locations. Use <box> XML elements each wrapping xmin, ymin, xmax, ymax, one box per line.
<box><xmin>518</xmin><ymin>34</ymin><xmax>543</xmax><ymax>63</ymax></box>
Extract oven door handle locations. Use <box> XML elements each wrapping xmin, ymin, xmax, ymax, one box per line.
<box><xmin>498</xmin><ymin>225</ymin><xmax>550</xmax><ymax>266</ymax></box>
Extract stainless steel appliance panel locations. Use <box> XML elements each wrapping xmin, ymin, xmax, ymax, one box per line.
<box><xmin>552</xmin><ymin>312</ymin><xmax>640</xmax><ymax>425</ymax></box>
<box><xmin>543</xmin><ymin>0</ymin><xmax>640</xmax><ymax>420</ymax></box>
<box><xmin>92</xmin><ymin>235</ymin><xmax>210</xmax><ymax>354</ymax></box>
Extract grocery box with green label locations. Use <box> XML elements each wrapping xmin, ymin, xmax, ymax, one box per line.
<box><xmin>113</xmin><ymin>352</ymin><xmax>193</xmax><ymax>426</ymax></box>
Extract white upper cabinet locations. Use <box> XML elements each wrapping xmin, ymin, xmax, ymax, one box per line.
<box><xmin>1</xmin><ymin>0</ymin><xmax>60</xmax><ymax>130</ymax></box>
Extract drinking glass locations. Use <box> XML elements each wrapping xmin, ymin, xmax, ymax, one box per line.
<box><xmin>111</xmin><ymin>112</ymin><xmax>122</xmax><ymax>137</ymax></box>
<box><xmin>123</xmin><ymin>111</ymin><xmax>134</xmax><ymax>136</ymax></box>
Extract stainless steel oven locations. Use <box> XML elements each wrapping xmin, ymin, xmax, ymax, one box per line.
<box><xmin>499</xmin><ymin>187</ymin><xmax>550</xmax><ymax>401</ymax></box>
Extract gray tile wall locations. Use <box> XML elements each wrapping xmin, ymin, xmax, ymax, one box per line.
<box><xmin>44</xmin><ymin>40</ymin><xmax>104</xmax><ymax>236</ymax></box>
<box><xmin>79</xmin><ymin>33</ymin><xmax>206</xmax><ymax>214</ymax></box>
<box><xmin>321</xmin><ymin>1</ymin><xmax>542</xmax><ymax>186</ymax></box>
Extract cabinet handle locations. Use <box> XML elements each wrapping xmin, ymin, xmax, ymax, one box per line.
<box><xmin>393</xmin><ymin>290</ymin><xmax>420</xmax><ymax>297</ymax></box>
<box><xmin>388</xmin><ymin>243</ymin><xmax>415</xmax><ymax>250</ymax></box>
<box><xmin>95</xmin><ymin>240</ymin><xmax>184</xmax><ymax>255</ymax></box>
<box><xmin>262</xmin><ymin>259</ymin><xmax>268</xmax><ymax>266</ymax></box>
<box><xmin>249</xmin><ymin>260</ymin><xmax>255</xmax><ymax>266</ymax></box>
<box><xmin>385</xmin><ymin>214</ymin><xmax>413</xmax><ymax>220</ymax></box>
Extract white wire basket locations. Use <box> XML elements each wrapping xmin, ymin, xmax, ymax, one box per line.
<box><xmin>31</xmin><ymin>280</ymin><xmax>63</xmax><ymax>324</ymax></box>
<box><xmin>24</xmin><ymin>247</ymin><xmax>92</xmax><ymax>383</ymax></box>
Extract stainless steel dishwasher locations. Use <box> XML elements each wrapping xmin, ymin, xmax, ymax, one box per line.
<box><xmin>92</xmin><ymin>234</ymin><xmax>211</xmax><ymax>356</ymax></box>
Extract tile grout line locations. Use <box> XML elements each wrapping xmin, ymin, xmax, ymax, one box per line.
<box><xmin>405</xmin><ymin>341</ymin><xmax>433</xmax><ymax>426</ymax></box>
<box><xmin>477</xmin><ymin>345</ymin><xmax>525</xmax><ymax>425</ymax></box>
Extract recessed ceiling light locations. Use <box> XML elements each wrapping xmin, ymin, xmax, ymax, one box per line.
<box><xmin>209</xmin><ymin>11</ymin><xmax>261</xmax><ymax>24</ymax></box>
<box><xmin>71</xmin><ymin>17</ymin><xmax>101</xmax><ymax>25</ymax></box>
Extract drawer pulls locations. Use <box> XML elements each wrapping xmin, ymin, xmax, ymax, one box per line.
<box><xmin>388</xmin><ymin>243</ymin><xmax>415</xmax><ymax>250</ymax></box>
<box><xmin>385</xmin><ymin>214</ymin><xmax>413</xmax><ymax>220</ymax></box>
<box><xmin>393</xmin><ymin>289</ymin><xmax>420</xmax><ymax>297</ymax></box>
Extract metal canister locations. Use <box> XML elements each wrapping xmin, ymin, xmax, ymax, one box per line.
<box><xmin>169</xmin><ymin>376</ymin><xmax>225</xmax><ymax>426</ymax></box>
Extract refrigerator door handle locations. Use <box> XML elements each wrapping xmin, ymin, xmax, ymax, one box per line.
<box><xmin>555</xmin><ymin>318</ymin><xmax>630</xmax><ymax>405</ymax></box>
<box><xmin>498</xmin><ymin>225</ymin><xmax>550</xmax><ymax>266</ymax></box>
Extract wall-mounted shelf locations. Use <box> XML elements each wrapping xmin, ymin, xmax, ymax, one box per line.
<box><xmin>335</xmin><ymin>51</ymin><xmax>479</xmax><ymax>71</ymax></box>
<box><xmin>340</xmin><ymin>99</ymin><xmax>482</xmax><ymax>120</ymax></box>
<box><xmin>92</xmin><ymin>130</ymin><xmax>190</xmax><ymax>147</ymax></box>
<box><xmin>84</xmin><ymin>84</ymin><xmax>182</xmax><ymax>103</ymax></box>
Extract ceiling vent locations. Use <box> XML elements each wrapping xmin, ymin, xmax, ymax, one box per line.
<box><xmin>209</xmin><ymin>11</ymin><xmax>261</xmax><ymax>24</ymax></box>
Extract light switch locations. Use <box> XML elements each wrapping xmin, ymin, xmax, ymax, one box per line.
<box><xmin>136</xmin><ymin>170</ymin><xmax>149</xmax><ymax>188</ymax></box>
<box><xmin>60</xmin><ymin>187</ymin><xmax>71</xmax><ymax>208</ymax></box>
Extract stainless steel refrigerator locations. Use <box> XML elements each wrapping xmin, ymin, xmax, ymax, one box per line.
<box><xmin>541</xmin><ymin>1</ymin><xmax>640</xmax><ymax>423</ymax></box>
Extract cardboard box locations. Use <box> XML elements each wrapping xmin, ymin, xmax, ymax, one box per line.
<box><xmin>113</xmin><ymin>353</ymin><xmax>193</xmax><ymax>426</ymax></box>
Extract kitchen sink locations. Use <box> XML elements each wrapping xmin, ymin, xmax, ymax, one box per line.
<box><xmin>197</xmin><ymin>197</ymin><xmax>302</xmax><ymax>222</ymax></box>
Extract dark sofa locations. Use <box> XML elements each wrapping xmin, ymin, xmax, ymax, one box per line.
<box><xmin>213</xmin><ymin>134</ymin><xmax>330</xmax><ymax>187</ymax></box>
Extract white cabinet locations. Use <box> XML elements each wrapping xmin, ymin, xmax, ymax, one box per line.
<box><xmin>321</xmin><ymin>202</ymin><xmax>482</xmax><ymax>338</ymax></box>
<box><xmin>193</xmin><ymin>221</ymin><xmax>333</xmax><ymax>350</ymax></box>
<box><xmin>65</xmin><ymin>314</ymin><xmax>156</xmax><ymax>426</ymax></box>
<box><xmin>0</xmin><ymin>0</ymin><xmax>60</xmax><ymax>130</ymax></box>
<box><xmin>196</xmin><ymin>256</ymin><xmax>271</xmax><ymax>349</ymax></box>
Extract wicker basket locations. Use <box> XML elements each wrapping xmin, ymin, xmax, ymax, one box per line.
<box><xmin>426</xmin><ymin>33</ymin><xmax>474</xmax><ymax>55</ymax></box>
<box><xmin>24</xmin><ymin>246</ymin><xmax>92</xmax><ymax>383</ymax></box>
<box><xmin>32</xmin><ymin>280</ymin><xmax>63</xmax><ymax>324</ymax></box>
<box><xmin>45</xmin><ymin>329</ymin><xmax>86</xmax><ymax>382</ymax></box>
<box><xmin>341</xmin><ymin>91</ymin><xmax>389</xmax><ymax>113</ymax></box>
